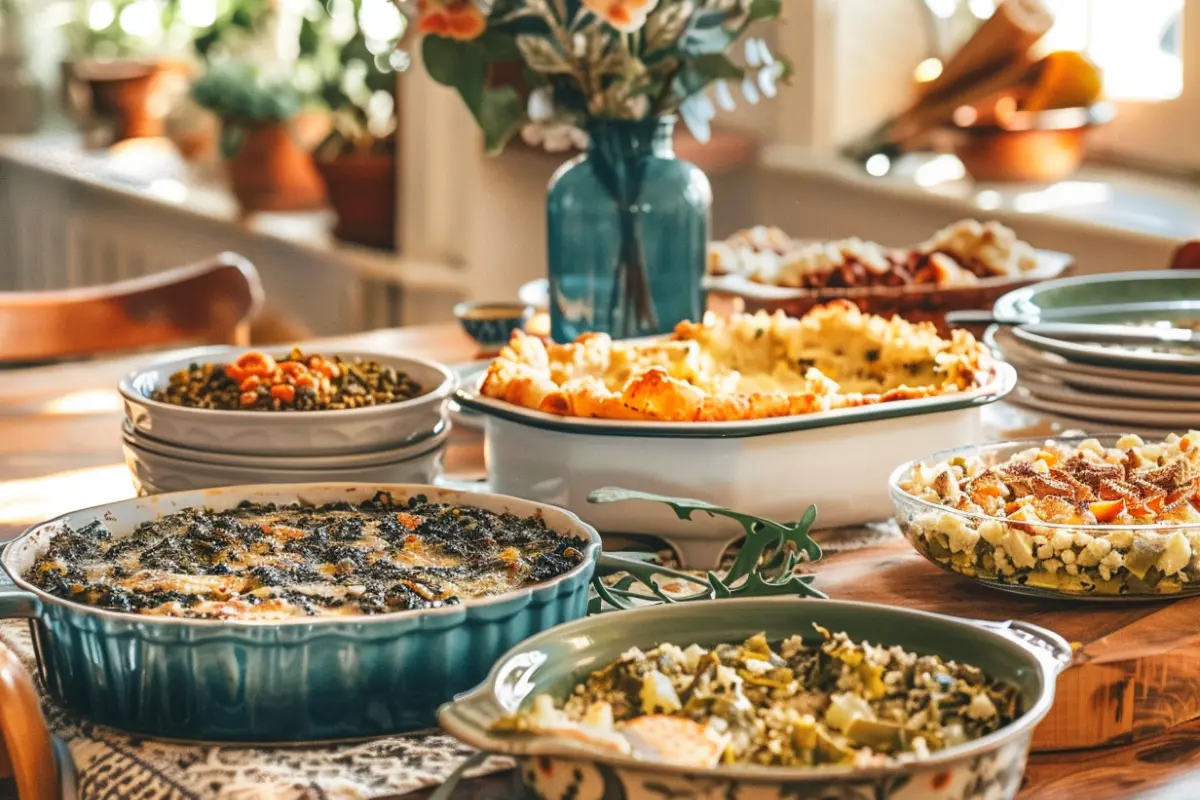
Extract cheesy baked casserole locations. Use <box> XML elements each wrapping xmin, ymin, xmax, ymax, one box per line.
<box><xmin>26</xmin><ymin>493</ymin><xmax>586</xmax><ymax>620</ymax></box>
<box><xmin>479</xmin><ymin>300</ymin><xmax>994</xmax><ymax>422</ymax></box>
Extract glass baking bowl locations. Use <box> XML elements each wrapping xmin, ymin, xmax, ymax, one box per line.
<box><xmin>889</xmin><ymin>434</ymin><xmax>1200</xmax><ymax>601</ymax></box>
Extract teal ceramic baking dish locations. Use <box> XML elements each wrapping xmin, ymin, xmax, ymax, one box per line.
<box><xmin>441</xmin><ymin>598</ymin><xmax>1070</xmax><ymax>800</ymax></box>
<box><xmin>0</xmin><ymin>483</ymin><xmax>600</xmax><ymax>743</ymax></box>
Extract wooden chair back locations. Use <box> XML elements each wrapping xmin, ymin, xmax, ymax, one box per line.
<box><xmin>0</xmin><ymin>643</ymin><xmax>58</xmax><ymax>800</ymax></box>
<box><xmin>0</xmin><ymin>253</ymin><xmax>263</xmax><ymax>363</ymax></box>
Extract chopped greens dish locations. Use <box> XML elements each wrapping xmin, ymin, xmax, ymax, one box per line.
<box><xmin>494</xmin><ymin>628</ymin><xmax>1022</xmax><ymax>769</ymax></box>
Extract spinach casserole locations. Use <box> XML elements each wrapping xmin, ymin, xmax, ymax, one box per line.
<box><xmin>493</xmin><ymin>628</ymin><xmax>1021</xmax><ymax>769</ymax></box>
<box><xmin>25</xmin><ymin>493</ymin><xmax>585</xmax><ymax>620</ymax></box>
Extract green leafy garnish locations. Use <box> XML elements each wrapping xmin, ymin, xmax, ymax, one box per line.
<box><xmin>585</xmin><ymin>487</ymin><xmax>826</xmax><ymax>613</ymax></box>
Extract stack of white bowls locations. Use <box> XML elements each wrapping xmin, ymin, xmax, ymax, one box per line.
<box><xmin>118</xmin><ymin>347</ymin><xmax>457</xmax><ymax>495</ymax></box>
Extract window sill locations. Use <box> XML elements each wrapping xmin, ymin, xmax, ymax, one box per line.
<box><xmin>0</xmin><ymin>133</ymin><xmax>466</xmax><ymax>293</ymax></box>
<box><xmin>761</xmin><ymin>145</ymin><xmax>1200</xmax><ymax>246</ymax></box>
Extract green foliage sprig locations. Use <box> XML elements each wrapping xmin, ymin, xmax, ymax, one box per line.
<box><xmin>586</xmin><ymin>486</ymin><xmax>825</xmax><ymax>614</ymax></box>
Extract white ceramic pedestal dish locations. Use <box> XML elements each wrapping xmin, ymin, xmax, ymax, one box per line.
<box><xmin>120</xmin><ymin>346</ymin><xmax>456</xmax><ymax>456</ymax></box>
<box><xmin>460</xmin><ymin>364</ymin><xmax>1016</xmax><ymax>568</ymax></box>
<box><xmin>124</xmin><ymin>436</ymin><xmax>446</xmax><ymax>495</ymax></box>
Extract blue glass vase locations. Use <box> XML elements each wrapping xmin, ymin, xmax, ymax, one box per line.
<box><xmin>546</xmin><ymin>117</ymin><xmax>712</xmax><ymax>342</ymax></box>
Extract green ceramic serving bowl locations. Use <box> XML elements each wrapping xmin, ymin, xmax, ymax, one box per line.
<box><xmin>441</xmin><ymin>598</ymin><xmax>1070</xmax><ymax>800</ymax></box>
<box><xmin>991</xmin><ymin>270</ymin><xmax>1200</xmax><ymax>324</ymax></box>
<box><xmin>0</xmin><ymin>483</ymin><xmax>601</xmax><ymax>743</ymax></box>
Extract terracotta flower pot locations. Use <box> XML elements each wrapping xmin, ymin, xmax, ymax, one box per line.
<box><xmin>316</xmin><ymin>152</ymin><xmax>397</xmax><ymax>249</ymax></box>
<box><xmin>71</xmin><ymin>60</ymin><xmax>171</xmax><ymax>142</ymax></box>
<box><xmin>224</xmin><ymin>120</ymin><xmax>327</xmax><ymax>214</ymax></box>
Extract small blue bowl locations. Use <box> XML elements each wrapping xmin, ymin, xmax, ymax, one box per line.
<box><xmin>454</xmin><ymin>301</ymin><xmax>533</xmax><ymax>351</ymax></box>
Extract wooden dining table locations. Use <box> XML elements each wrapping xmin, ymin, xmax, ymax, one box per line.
<box><xmin>2</xmin><ymin>322</ymin><xmax>1199</xmax><ymax>800</ymax></box>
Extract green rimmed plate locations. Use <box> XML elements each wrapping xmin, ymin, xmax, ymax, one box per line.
<box><xmin>993</xmin><ymin>271</ymin><xmax>1200</xmax><ymax>322</ymax></box>
<box><xmin>991</xmin><ymin>271</ymin><xmax>1200</xmax><ymax>373</ymax></box>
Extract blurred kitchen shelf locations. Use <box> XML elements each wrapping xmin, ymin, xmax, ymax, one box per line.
<box><xmin>762</xmin><ymin>144</ymin><xmax>1200</xmax><ymax>246</ymax></box>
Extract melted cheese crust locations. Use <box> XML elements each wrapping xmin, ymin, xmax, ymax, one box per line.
<box><xmin>480</xmin><ymin>301</ymin><xmax>994</xmax><ymax>422</ymax></box>
<box><xmin>27</xmin><ymin>498</ymin><xmax>585</xmax><ymax>621</ymax></box>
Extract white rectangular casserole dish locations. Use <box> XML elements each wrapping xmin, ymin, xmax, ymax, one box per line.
<box><xmin>454</xmin><ymin>362</ymin><xmax>1016</xmax><ymax>568</ymax></box>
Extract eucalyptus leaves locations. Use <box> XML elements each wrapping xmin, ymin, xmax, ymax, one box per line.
<box><xmin>406</xmin><ymin>0</ymin><xmax>789</xmax><ymax>153</ymax></box>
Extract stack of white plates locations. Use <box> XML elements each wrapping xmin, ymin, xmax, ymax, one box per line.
<box><xmin>118</xmin><ymin>347</ymin><xmax>457</xmax><ymax>495</ymax></box>
<box><xmin>986</xmin><ymin>325</ymin><xmax>1200</xmax><ymax>436</ymax></box>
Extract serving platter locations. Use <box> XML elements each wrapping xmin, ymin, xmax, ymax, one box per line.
<box><xmin>443</xmin><ymin>598</ymin><xmax>1067</xmax><ymax>800</ymax></box>
<box><xmin>705</xmin><ymin>249</ymin><xmax>1074</xmax><ymax>332</ymax></box>
<box><xmin>120</xmin><ymin>346</ymin><xmax>456</xmax><ymax>456</ymax></box>
<box><xmin>1005</xmin><ymin>390</ymin><xmax>1189</xmax><ymax>435</ymax></box>
<box><xmin>991</xmin><ymin>270</ymin><xmax>1200</xmax><ymax>324</ymax></box>
<box><xmin>985</xmin><ymin>326</ymin><xmax>1200</xmax><ymax>416</ymax></box>
<box><xmin>1010</xmin><ymin>325</ymin><xmax>1200</xmax><ymax>373</ymax></box>
<box><xmin>1013</xmin><ymin>363</ymin><xmax>1200</xmax><ymax>401</ymax></box>
<box><xmin>1011</xmin><ymin>371</ymin><xmax>1200</xmax><ymax>414</ymax></box>
<box><xmin>456</xmin><ymin>364</ymin><xmax>1016</xmax><ymax>567</ymax></box>
<box><xmin>445</xmin><ymin>361</ymin><xmax>490</xmax><ymax>431</ymax></box>
<box><xmin>455</xmin><ymin>364</ymin><xmax>1016</xmax><ymax>439</ymax></box>
<box><xmin>0</xmin><ymin>483</ymin><xmax>600</xmax><ymax>742</ymax></box>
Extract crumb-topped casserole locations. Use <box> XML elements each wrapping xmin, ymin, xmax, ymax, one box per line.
<box><xmin>493</xmin><ymin>628</ymin><xmax>1021</xmax><ymax>768</ymax></box>
<box><xmin>479</xmin><ymin>301</ymin><xmax>994</xmax><ymax>422</ymax></box>
<box><xmin>897</xmin><ymin>433</ymin><xmax>1200</xmax><ymax>596</ymax></box>
<box><xmin>25</xmin><ymin>493</ymin><xmax>585</xmax><ymax>620</ymax></box>
<box><xmin>708</xmin><ymin>219</ymin><xmax>1039</xmax><ymax>289</ymax></box>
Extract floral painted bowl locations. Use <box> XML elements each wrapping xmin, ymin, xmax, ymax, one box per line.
<box><xmin>453</xmin><ymin>301</ymin><xmax>533</xmax><ymax>353</ymax></box>
<box><xmin>440</xmin><ymin>598</ymin><xmax>1070</xmax><ymax>800</ymax></box>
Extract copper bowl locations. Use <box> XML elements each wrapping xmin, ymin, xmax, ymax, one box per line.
<box><xmin>951</xmin><ymin>102</ymin><xmax>1115</xmax><ymax>183</ymax></box>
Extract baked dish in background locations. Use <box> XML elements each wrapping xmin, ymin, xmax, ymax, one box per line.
<box><xmin>479</xmin><ymin>300</ymin><xmax>994</xmax><ymax>422</ymax></box>
<box><xmin>703</xmin><ymin>221</ymin><xmax>1072</xmax><ymax>334</ymax></box>
<box><xmin>708</xmin><ymin>219</ymin><xmax>1039</xmax><ymax>289</ymax></box>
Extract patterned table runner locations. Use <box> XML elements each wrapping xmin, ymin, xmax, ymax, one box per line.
<box><xmin>0</xmin><ymin>621</ymin><xmax>511</xmax><ymax>800</ymax></box>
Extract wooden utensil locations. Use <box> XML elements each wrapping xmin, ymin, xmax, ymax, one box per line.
<box><xmin>915</xmin><ymin>0</ymin><xmax>1054</xmax><ymax>107</ymax></box>
<box><xmin>846</xmin><ymin>0</ymin><xmax>1054</xmax><ymax>160</ymax></box>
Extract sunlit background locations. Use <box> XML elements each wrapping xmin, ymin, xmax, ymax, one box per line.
<box><xmin>918</xmin><ymin>0</ymin><xmax>1184</xmax><ymax>101</ymax></box>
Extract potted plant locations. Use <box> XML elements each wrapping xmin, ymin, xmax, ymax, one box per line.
<box><xmin>165</xmin><ymin>0</ymin><xmax>277</xmax><ymax>162</ymax></box>
<box><xmin>309</xmin><ymin>0</ymin><xmax>408</xmax><ymax>249</ymax></box>
<box><xmin>62</xmin><ymin>0</ymin><xmax>201</xmax><ymax>143</ymax></box>
<box><xmin>402</xmin><ymin>0</ymin><xmax>788</xmax><ymax>342</ymax></box>
<box><xmin>190</xmin><ymin>60</ymin><xmax>326</xmax><ymax>214</ymax></box>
